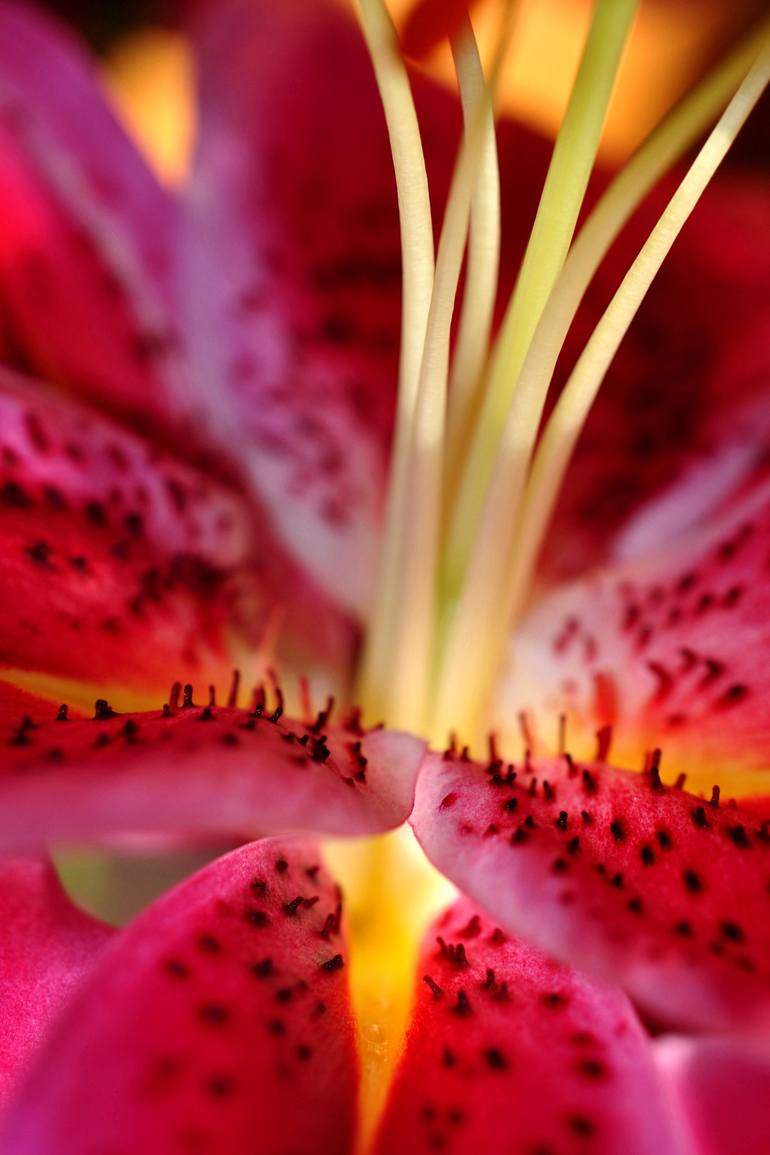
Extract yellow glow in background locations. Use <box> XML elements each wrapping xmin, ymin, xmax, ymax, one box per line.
<box><xmin>100</xmin><ymin>0</ymin><xmax>764</xmax><ymax>187</ymax></box>
<box><xmin>102</xmin><ymin>28</ymin><xmax>194</xmax><ymax>185</ymax></box>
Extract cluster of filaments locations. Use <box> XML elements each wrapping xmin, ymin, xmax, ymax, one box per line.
<box><xmin>353</xmin><ymin>0</ymin><xmax>770</xmax><ymax>746</ymax></box>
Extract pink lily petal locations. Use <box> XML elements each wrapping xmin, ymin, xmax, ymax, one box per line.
<box><xmin>0</xmin><ymin>1</ymin><xmax>184</xmax><ymax>430</ymax></box>
<box><xmin>656</xmin><ymin>1035</ymin><xmax>770</xmax><ymax>1155</ymax></box>
<box><xmin>505</xmin><ymin>477</ymin><xmax>770</xmax><ymax>784</ymax></box>
<box><xmin>179</xmin><ymin>0</ymin><xmax>463</xmax><ymax>618</ymax></box>
<box><xmin>0</xmin><ymin>856</ymin><xmax>112</xmax><ymax>1111</ymax></box>
<box><xmin>0</xmin><ymin>368</ymin><xmax>259</xmax><ymax>691</ymax></box>
<box><xmin>412</xmin><ymin>748</ymin><xmax>770</xmax><ymax>1032</ymax></box>
<box><xmin>0</xmin><ymin>678</ymin><xmax>425</xmax><ymax>849</ymax></box>
<box><xmin>0</xmin><ymin>0</ymin><xmax>366</xmax><ymax>672</ymax></box>
<box><xmin>373</xmin><ymin>897</ymin><xmax>686</xmax><ymax>1155</ymax></box>
<box><xmin>543</xmin><ymin>173</ymin><xmax>770</xmax><ymax>584</ymax></box>
<box><xmin>1</xmin><ymin>837</ymin><xmax>358</xmax><ymax>1155</ymax></box>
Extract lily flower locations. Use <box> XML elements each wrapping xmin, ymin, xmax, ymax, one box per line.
<box><xmin>0</xmin><ymin>0</ymin><xmax>770</xmax><ymax>1151</ymax></box>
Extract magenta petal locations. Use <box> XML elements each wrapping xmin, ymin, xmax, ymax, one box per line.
<box><xmin>0</xmin><ymin>1</ymin><xmax>182</xmax><ymax>429</ymax></box>
<box><xmin>0</xmin><ymin>856</ymin><xmax>112</xmax><ymax>1111</ymax></box>
<box><xmin>655</xmin><ymin>1035</ymin><xmax>770</xmax><ymax>1155</ymax></box>
<box><xmin>1</xmin><ymin>837</ymin><xmax>358</xmax><ymax>1155</ymax></box>
<box><xmin>412</xmin><ymin>750</ymin><xmax>770</xmax><ymax>1032</ymax></box>
<box><xmin>179</xmin><ymin>0</ymin><xmax>463</xmax><ymax>617</ymax></box>
<box><xmin>0</xmin><ymin>369</ymin><xmax>258</xmax><ymax>690</ymax></box>
<box><xmin>542</xmin><ymin>172</ymin><xmax>770</xmax><ymax>585</ymax></box>
<box><xmin>506</xmin><ymin>479</ymin><xmax>770</xmax><ymax>785</ymax></box>
<box><xmin>0</xmin><ymin>681</ymin><xmax>425</xmax><ymax>849</ymax></box>
<box><xmin>373</xmin><ymin>898</ymin><xmax>684</xmax><ymax>1155</ymax></box>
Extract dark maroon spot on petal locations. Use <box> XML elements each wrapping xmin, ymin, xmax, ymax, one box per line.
<box><xmin>197</xmin><ymin>935</ymin><xmax>220</xmax><ymax>954</ymax></box>
<box><xmin>320</xmin><ymin>954</ymin><xmax>344</xmax><ymax>972</ymax></box>
<box><xmin>566</xmin><ymin>1114</ymin><xmax>596</xmax><ymax>1138</ymax></box>
<box><xmin>163</xmin><ymin>958</ymin><xmax>190</xmax><ymax>979</ymax></box>
<box><xmin>726</xmin><ymin>825</ymin><xmax>751</xmax><ymax>849</ymax></box>
<box><xmin>206</xmin><ymin>1074</ymin><xmax>235</xmax><ymax>1098</ymax></box>
<box><xmin>423</xmin><ymin>975</ymin><xmax>444</xmax><ymax>999</ymax></box>
<box><xmin>577</xmin><ymin>1058</ymin><xmax>608</xmax><ymax>1080</ymax></box>
<box><xmin>246</xmin><ymin>910</ymin><xmax>270</xmax><ymax>928</ymax></box>
<box><xmin>483</xmin><ymin>1047</ymin><xmax>508</xmax><ymax>1071</ymax></box>
<box><xmin>198</xmin><ymin>1004</ymin><xmax>230</xmax><ymax>1026</ymax></box>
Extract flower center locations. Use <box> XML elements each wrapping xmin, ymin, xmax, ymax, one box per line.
<box><xmin>339</xmin><ymin>13</ymin><xmax>770</xmax><ymax>1140</ymax></box>
<box><xmin>355</xmin><ymin>0</ymin><xmax>770</xmax><ymax>751</ymax></box>
<box><xmin>324</xmin><ymin>828</ymin><xmax>454</xmax><ymax>1152</ymax></box>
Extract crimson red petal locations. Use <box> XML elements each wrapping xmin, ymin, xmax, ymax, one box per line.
<box><xmin>0</xmin><ymin>680</ymin><xmax>425</xmax><ymax>849</ymax></box>
<box><xmin>656</xmin><ymin>1035</ymin><xmax>770</xmax><ymax>1155</ymax></box>
<box><xmin>0</xmin><ymin>0</ymin><xmax>376</xmax><ymax>667</ymax></box>
<box><xmin>1</xmin><ymin>837</ymin><xmax>358</xmax><ymax>1155</ymax></box>
<box><xmin>179</xmin><ymin>0</ymin><xmax>464</xmax><ymax>617</ymax></box>
<box><xmin>400</xmin><ymin>0</ymin><xmax>481</xmax><ymax>58</ymax></box>
<box><xmin>412</xmin><ymin>749</ymin><xmax>770</xmax><ymax>1032</ymax></box>
<box><xmin>0</xmin><ymin>1</ymin><xmax>183</xmax><ymax>430</ymax></box>
<box><xmin>543</xmin><ymin>173</ymin><xmax>770</xmax><ymax>584</ymax></box>
<box><xmin>0</xmin><ymin>856</ymin><xmax>112</xmax><ymax>1112</ymax></box>
<box><xmin>0</xmin><ymin>369</ymin><xmax>258</xmax><ymax>691</ymax></box>
<box><xmin>374</xmin><ymin>897</ymin><xmax>685</xmax><ymax>1155</ymax></box>
<box><xmin>506</xmin><ymin>479</ymin><xmax>770</xmax><ymax>787</ymax></box>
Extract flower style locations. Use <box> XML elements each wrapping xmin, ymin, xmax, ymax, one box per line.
<box><xmin>0</xmin><ymin>0</ymin><xmax>770</xmax><ymax>1152</ymax></box>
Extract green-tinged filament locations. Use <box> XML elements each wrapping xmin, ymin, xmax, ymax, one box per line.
<box><xmin>355</xmin><ymin>0</ymin><xmax>435</xmax><ymax>731</ymax></box>
<box><xmin>434</xmin><ymin>26</ymin><xmax>770</xmax><ymax>746</ymax></box>
<box><xmin>343</xmin><ymin>5</ymin><xmax>770</xmax><ymax>1147</ymax></box>
<box><xmin>355</xmin><ymin>0</ymin><xmax>770</xmax><ymax>748</ymax></box>
<box><xmin>441</xmin><ymin>0</ymin><xmax>639</xmax><ymax>611</ymax></box>
<box><xmin>357</xmin><ymin>2</ymin><xmax>514</xmax><ymax>730</ymax></box>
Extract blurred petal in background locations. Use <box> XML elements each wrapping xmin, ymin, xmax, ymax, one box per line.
<box><xmin>39</xmin><ymin>0</ymin><xmax>769</xmax><ymax>184</ymax></box>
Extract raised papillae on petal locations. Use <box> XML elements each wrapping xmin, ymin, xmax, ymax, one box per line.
<box><xmin>0</xmin><ymin>679</ymin><xmax>425</xmax><ymax>849</ymax></box>
<box><xmin>0</xmin><ymin>856</ymin><xmax>112</xmax><ymax>1110</ymax></box>
<box><xmin>1</xmin><ymin>838</ymin><xmax>358</xmax><ymax>1155</ymax></box>
<box><xmin>0</xmin><ymin>369</ymin><xmax>257</xmax><ymax>691</ymax></box>
<box><xmin>412</xmin><ymin>748</ymin><xmax>770</xmax><ymax>1032</ymax></box>
<box><xmin>373</xmin><ymin>898</ymin><xmax>685</xmax><ymax>1155</ymax></box>
<box><xmin>505</xmin><ymin>479</ymin><xmax>770</xmax><ymax>789</ymax></box>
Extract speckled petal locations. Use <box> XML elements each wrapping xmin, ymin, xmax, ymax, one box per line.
<box><xmin>0</xmin><ymin>680</ymin><xmax>425</xmax><ymax>849</ymax></box>
<box><xmin>503</xmin><ymin>478</ymin><xmax>770</xmax><ymax>791</ymax></box>
<box><xmin>179</xmin><ymin>0</ymin><xmax>465</xmax><ymax>617</ymax></box>
<box><xmin>0</xmin><ymin>369</ymin><xmax>258</xmax><ymax>692</ymax></box>
<box><xmin>373</xmin><ymin>898</ymin><xmax>686</xmax><ymax>1155</ymax></box>
<box><xmin>412</xmin><ymin>748</ymin><xmax>770</xmax><ymax>1032</ymax></box>
<box><xmin>0</xmin><ymin>837</ymin><xmax>358</xmax><ymax>1155</ymax></box>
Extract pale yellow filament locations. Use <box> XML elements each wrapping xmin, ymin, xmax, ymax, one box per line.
<box><xmin>444</xmin><ymin>13</ymin><xmax>508</xmax><ymax>481</ymax></box>
<box><xmin>441</xmin><ymin>0</ymin><xmax>639</xmax><ymax>608</ymax></box>
<box><xmin>358</xmin><ymin>4</ymin><xmax>513</xmax><ymax>730</ymax></box>
<box><xmin>356</xmin><ymin>0</ymin><xmax>435</xmax><ymax>726</ymax></box>
<box><xmin>433</xmin><ymin>30</ymin><xmax>770</xmax><ymax>745</ymax></box>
